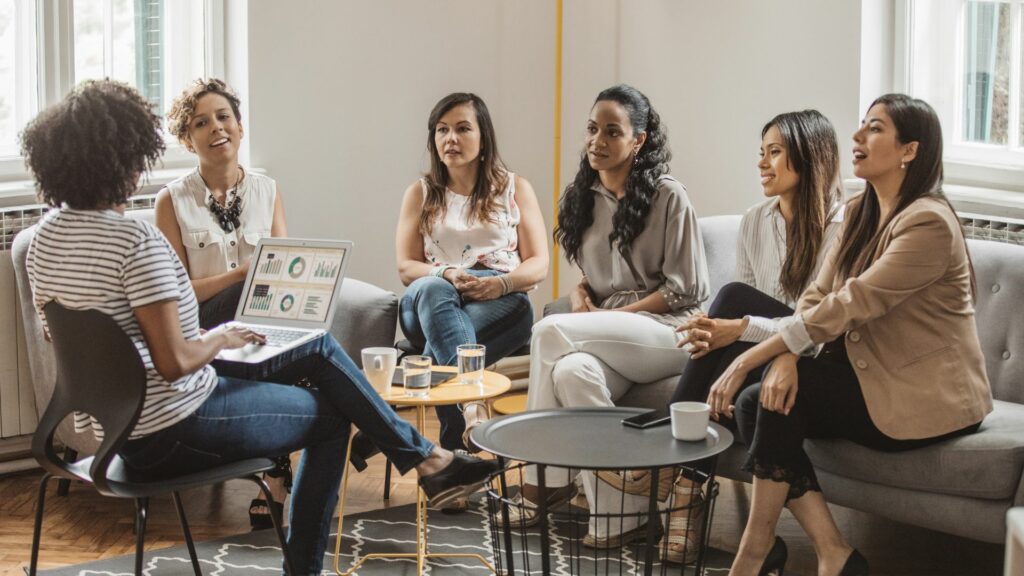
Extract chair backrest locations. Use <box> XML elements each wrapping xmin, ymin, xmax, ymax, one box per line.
<box><xmin>32</xmin><ymin>302</ymin><xmax>148</xmax><ymax>494</ymax></box>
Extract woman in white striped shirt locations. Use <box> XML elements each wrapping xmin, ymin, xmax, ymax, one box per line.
<box><xmin>22</xmin><ymin>80</ymin><xmax>499</xmax><ymax>576</ymax></box>
<box><xmin>655</xmin><ymin>110</ymin><xmax>844</xmax><ymax>564</ymax></box>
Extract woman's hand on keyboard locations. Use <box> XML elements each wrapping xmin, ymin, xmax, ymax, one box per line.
<box><xmin>205</xmin><ymin>325</ymin><xmax>267</xmax><ymax>349</ymax></box>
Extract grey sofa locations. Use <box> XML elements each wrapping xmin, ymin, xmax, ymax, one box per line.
<box><xmin>11</xmin><ymin>208</ymin><xmax>399</xmax><ymax>456</ymax></box>
<box><xmin>555</xmin><ymin>214</ymin><xmax>1024</xmax><ymax>544</ymax></box>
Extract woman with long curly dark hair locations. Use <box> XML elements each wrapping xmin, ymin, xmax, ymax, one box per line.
<box><xmin>508</xmin><ymin>85</ymin><xmax>709</xmax><ymax>545</ymax></box>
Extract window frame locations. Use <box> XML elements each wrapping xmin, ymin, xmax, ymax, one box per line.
<box><xmin>0</xmin><ymin>0</ymin><xmax>225</xmax><ymax>184</ymax></box>
<box><xmin>898</xmin><ymin>0</ymin><xmax>1024</xmax><ymax>193</ymax></box>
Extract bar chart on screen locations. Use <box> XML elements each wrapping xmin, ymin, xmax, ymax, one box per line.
<box><xmin>255</xmin><ymin>251</ymin><xmax>284</xmax><ymax>280</ymax></box>
<box><xmin>310</xmin><ymin>252</ymin><xmax>343</xmax><ymax>284</ymax></box>
<box><xmin>244</xmin><ymin>284</ymin><xmax>276</xmax><ymax>317</ymax></box>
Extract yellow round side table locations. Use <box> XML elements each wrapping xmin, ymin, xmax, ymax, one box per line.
<box><xmin>333</xmin><ymin>366</ymin><xmax>510</xmax><ymax>575</ymax></box>
<box><xmin>491</xmin><ymin>392</ymin><xmax>529</xmax><ymax>415</ymax></box>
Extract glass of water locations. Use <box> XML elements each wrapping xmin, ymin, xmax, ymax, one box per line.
<box><xmin>457</xmin><ymin>344</ymin><xmax>486</xmax><ymax>387</ymax></box>
<box><xmin>402</xmin><ymin>355</ymin><xmax>432</xmax><ymax>397</ymax></box>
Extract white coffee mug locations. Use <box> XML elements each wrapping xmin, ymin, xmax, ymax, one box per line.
<box><xmin>670</xmin><ymin>401</ymin><xmax>711</xmax><ymax>441</ymax></box>
<box><xmin>361</xmin><ymin>347</ymin><xmax>397</xmax><ymax>396</ymax></box>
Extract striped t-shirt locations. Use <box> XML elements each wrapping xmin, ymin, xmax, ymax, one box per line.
<box><xmin>26</xmin><ymin>208</ymin><xmax>218</xmax><ymax>440</ymax></box>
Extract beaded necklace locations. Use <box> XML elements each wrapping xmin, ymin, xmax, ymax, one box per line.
<box><xmin>204</xmin><ymin>167</ymin><xmax>244</xmax><ymax>233</ymax></box>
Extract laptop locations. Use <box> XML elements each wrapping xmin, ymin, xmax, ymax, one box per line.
<box><xmin>215</xmin><ymin>237</ymin><xmax>352</xmax><ymax>364</ymax></box>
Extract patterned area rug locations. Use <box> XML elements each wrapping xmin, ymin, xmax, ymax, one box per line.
<box><xmin>40</xmin><ymin>497</ymin><xmax>734</xmax><ymax>575</ymax></box>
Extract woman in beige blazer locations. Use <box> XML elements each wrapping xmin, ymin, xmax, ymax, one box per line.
<box><xmin>710</xmin><ymin>94</ymin><xmax>993</xmax><ymax>576</ymax></box>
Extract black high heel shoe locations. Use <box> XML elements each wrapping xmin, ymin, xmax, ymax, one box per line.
<box><xmin>839</xmin><ymin>549</ymin><xmax>868</xmax><ymax>575</ymax></box>
<box><xmin>349</xmin><ymin>431</ymin><xmax>381</xmax><ymax>472</ymax></box>
<box><xmin>250</xmin><ymin>456</ymin><xmax>292</xmax><ymax>531</ymax></box>
<box><xmin>758</xmin><ymin>536</ymin><xmax>788</xmax><ymax>576</ymax></box>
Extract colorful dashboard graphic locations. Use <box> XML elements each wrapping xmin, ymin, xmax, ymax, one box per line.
<box><xmin>244</xmin><ymin>246</ymin><xmax>346</xmax><ymax>322</ymax></box>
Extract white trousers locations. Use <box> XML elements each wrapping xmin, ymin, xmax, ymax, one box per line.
<box><xmin>523</xmin><ymin>312</ymin><xmax>688</xmax><ymax>535</ymax></box>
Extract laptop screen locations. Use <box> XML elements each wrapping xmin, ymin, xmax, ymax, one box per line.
<box><xmin>241</xmin><ymin>243</ymin><xmax>349</xmax><ymax>323</ymax></box>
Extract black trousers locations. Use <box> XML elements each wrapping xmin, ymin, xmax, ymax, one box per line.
<box><xmin>736</xmin><ymin>339</ymin><xmax>980</xmax><ymax>500</ymax></box>
<box><xmin>670</xmin><ymin>282</ymin><xmax>980</xmax><ymax>499</ymax></box>
<box><xmin>199</xmin><ymin>281</ymin><xmax>245</xmax><ymax>330</ymax></box>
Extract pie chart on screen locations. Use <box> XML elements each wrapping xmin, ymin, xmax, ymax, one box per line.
<box><xmin>288</xmin><ymin>256</ymin><xmax>306</xmax><ymax>279</ymax></box>
<box><xmin>279</xmin><ymin>294</ymin><xmax>296</xmax><ymax>313</ymax></box>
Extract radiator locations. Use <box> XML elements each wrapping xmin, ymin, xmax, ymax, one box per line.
<box><xmin>959</xmin><ymin>212</ymin><xmax>1024</xmax><ymax>245</ymax></box>
<box><xmin>0</xmin><ymin>196</ymin><xmax>156</xmax><ymax>439</ymax></box>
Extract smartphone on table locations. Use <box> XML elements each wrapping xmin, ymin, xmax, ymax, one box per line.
<box><xmin>621</xmin><ymin>406</ymin><xmax>671</xmax><ymax>429</ymax></box>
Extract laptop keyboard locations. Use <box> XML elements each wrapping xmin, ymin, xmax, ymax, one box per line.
<box><xmin>259</xmin><ymin>327</ymin><xmax>310</xmax><ymax>347</ymax></box>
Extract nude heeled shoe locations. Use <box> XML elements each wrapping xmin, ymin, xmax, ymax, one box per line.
<box><xmin>659</xmin><ymin>474</ymin><xmax>705</xmax><ymax>564</ymax></box>
<box><xmin>595</xmin><ymin>468</ymin><xmax>676</xmax><ymax>501</ymax></box>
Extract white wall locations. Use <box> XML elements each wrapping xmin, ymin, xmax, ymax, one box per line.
<box><xmin>245</xmin><ymin>0</ymin><xmax>866</xmax><ymax>303</ymax></box>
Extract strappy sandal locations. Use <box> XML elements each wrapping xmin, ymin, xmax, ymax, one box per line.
<box><xmin>250</xmin><ymin>455</ymin><xmax>292</xmax><ymax>531</ymax></box>
<box><xmin>660</xmin><ymin>475</ymin><xmax>705</xmax><ymax>564</ymax></box>
<box><xmin>595</xmin><ymin>468</ymin><xmax>676</xmax><ymax>501</ymax></box>
<box><xmin>461</xmin><ymin>401</ymin><xmax>489</xmax><ymax>453</ymax></box>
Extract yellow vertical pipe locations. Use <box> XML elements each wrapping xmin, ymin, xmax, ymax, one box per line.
<box><xmin>552</xmin><ymin>0</ymin><xmax>563</xmax><ymax>300</ymax></box>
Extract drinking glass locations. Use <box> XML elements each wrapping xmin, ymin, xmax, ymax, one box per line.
<box><xmin>457</xmin><ymin>343</ymin><xmax>486</xmax><ymax>387</ymax></box>
<box><xmin>402</xmin><ymin>355</ymin><xmax>432</xmax><ymax>397</ymax></box>
<box><xmin>361</xmin><ymin>347</ymin><xmax>397</xmax><ymax>396</ymax></box>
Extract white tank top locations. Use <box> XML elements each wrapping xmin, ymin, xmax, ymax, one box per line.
<box><xmin>421</xmin><ymin>173</ymin><xmax>522</xmax><ymax>272</ymax></box>
<box><xmin>166</xmin><ymin>168</ymin><xmax>276</xmax><ymax>280</ymax></box>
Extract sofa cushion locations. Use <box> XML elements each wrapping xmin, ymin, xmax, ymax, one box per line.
<box><xmin>806</xmin><ymin>399</ymin><xmax>1024</xmax><ymax>500</ymax></box>
<box><xmin>968</xmin><ymin>238</ymin><xmax>1024</xmax><ymax>404</ymax></box>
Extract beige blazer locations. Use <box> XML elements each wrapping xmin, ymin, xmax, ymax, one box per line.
<box><xmin>787</xmin><ymin>196</ymin><xmax>993</xmax><ymax>440</ymax></box>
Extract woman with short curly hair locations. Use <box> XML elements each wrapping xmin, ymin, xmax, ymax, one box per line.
<box><xmin>155</xmin><ymin>79</ymin><xmax>296</xmax><ymax>529</ymax></box>
<box><xmin>510</xmin><ymin>85</ymin><xmax>710</xmax><ymax>546</ymax></box>
<box><xmin>156</xmin><ymin>78</ymin><xmax>287</xmax><ymax>332</ymax></box>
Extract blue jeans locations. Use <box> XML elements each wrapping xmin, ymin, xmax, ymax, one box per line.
<box><xmin>120</xmin><ymin>334</ymin><xmax>434</xmax><ymax>575</ymax></box>
<box><xmin>399</xmin><ymin>269</ymin><xmax>533</xmax><ymax>449</ymax></box>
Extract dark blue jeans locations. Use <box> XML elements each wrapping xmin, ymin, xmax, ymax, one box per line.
<box><xmin>399</xmin><ymin>269</ymin><xmax>533</xmax><ymax>449</ymax></box>
<box><xmin>121</xmin><ymin>334</ymin><xmax>434</xmax><ymax>575</ymax></box>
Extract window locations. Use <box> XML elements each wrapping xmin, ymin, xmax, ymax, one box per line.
<box><xmin>0</xmin><ymin>0</ymin><xmax>221</xmax><ymax>178</ymax></box>
<box><xmin>905</xmin><ymin>0</ymin><xmax>1024</xmax><ymax>177</ymax></box>
<box><xmin>0</xmin><ymin>0</ymin><xmax>37</xmax><ymax>158</ymax></box>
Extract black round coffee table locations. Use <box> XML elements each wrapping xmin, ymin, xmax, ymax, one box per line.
<box><xmin>472</xmin><ymin>407</ymin><xmax>734</xmax><ymax>576</ymax></box>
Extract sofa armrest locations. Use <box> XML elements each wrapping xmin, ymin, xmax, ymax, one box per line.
<box><xmin>543</xmin><ymin>295</ymin><xmax>571</xmax><ymax>317</ymax></box>
<box><xmin>328</xmin><ymin>278</ymin><xmax>398</xmax><ymax>368</ymax></box>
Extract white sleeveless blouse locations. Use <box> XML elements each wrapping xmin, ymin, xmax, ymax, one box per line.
<box><xmin>421</xmin><ymin>173</ymin><xmax>522</xmax><ymax>272</ymax></box>
<box><xmin>166</xmin><ymin>168</ymin><xmax>276</xmax><ymax>280</ymax></box>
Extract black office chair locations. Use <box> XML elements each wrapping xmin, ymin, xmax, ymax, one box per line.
<box><xmin>29</xmin><ymin>302</ymin><xmax>294</xmax><ymax>575</ymax></box>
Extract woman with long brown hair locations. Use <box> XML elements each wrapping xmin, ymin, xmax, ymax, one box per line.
<box><xmin>395</xmin><ymin>92</ymin><xmax>549</xmax><ymax>467</ymax></box>
<box><xmin>712</xmin><ymin>94</ymin><xmax>991</xmax><ymax>575</ymax></box>
<box><xmin>636</xmin><ymin>109</ymin><xmax>845</xmax><ymax>565</ymax></box>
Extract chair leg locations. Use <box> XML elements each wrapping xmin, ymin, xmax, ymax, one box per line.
<box><xmin>383</xmin><ymin>459</ymin><xmax>392</xmax><ymax>501</ymax></box>
<box><xmin>57</xmin><ymin>450</ymin><xmax>77</xmax><ymax>497</ymax></box>
<box><xmin>28</xmin><ymin>473</ymin><xmax>53</xmax><ymax>576</ymax></box>
<box><xmin>134</xmin><ymin>498</ymin><xmax>149</xmax><ymax>575</ymax></box>
<box><xmin>251</xmin><ymin>475</ymin><xmax>295</xmax><ymax>576</ymax></box>
<box><xmin>172</xmin><ymin>491</ymin><xmax>203</xmax><ymax>575</ymax></box>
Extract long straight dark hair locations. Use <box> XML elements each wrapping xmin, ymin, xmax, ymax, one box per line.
<box><xmin>764</xmin><ymin>110</ymin><xmax>842</xmax><ymax>301</ymax></box>
<box><xmin>554</xmin><ymin>84</ymin><xmax>671</xmax><ymax>265</ymax></box>
<box><xmin>420</xmin><ymin>93</ymin><xmax>508</xmax><ymax>236</ymax></box>
<box><xmin>835</xmin><ymin>93</ymin><xmax>975</xmax><ymax>294</ymax></box>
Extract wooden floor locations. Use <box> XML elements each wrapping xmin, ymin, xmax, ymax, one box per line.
<box><xmin>0</xmin><ymin>406</ymin><xmax>1005</xmax><ymax>575</ymax></box>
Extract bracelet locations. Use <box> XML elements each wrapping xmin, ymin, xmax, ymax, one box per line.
<box><xmin>498</xmin><ymin>274</ymin><xmax>514</xmax><ymax>295</ymax></box>
<box><xmin>431</xmin><ymin>265</ymin><xmax>454</xmax><ymax>279</ymax></box>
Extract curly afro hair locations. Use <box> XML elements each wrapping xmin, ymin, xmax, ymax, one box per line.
<box><xmin>166</xmin><ymin>78</ymin><xmax>242</xmax><ymax>149</ymax></box>
<box><xmin>20</xmin><ymin>80</ymin><xmax>164</xmax><ymax>209</ymax></box>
